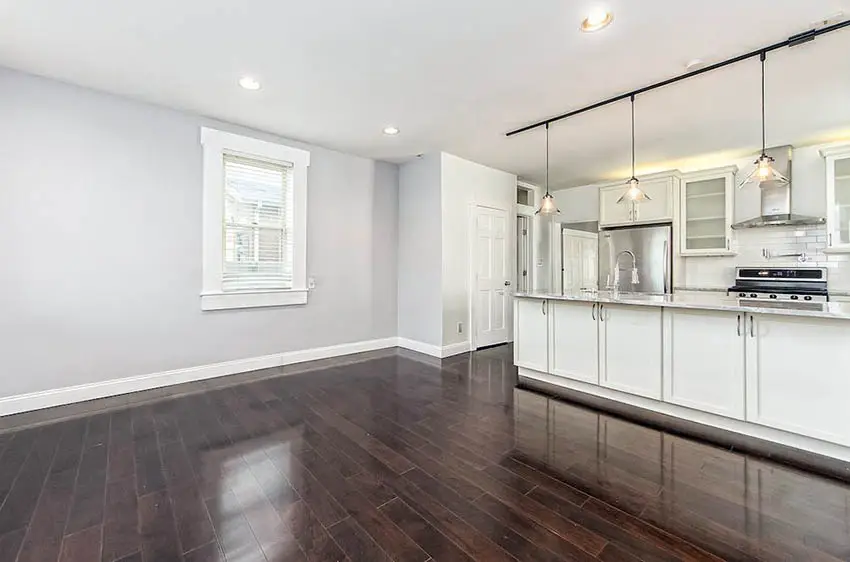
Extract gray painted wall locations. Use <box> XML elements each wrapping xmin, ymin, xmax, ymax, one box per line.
<box><xmin>397</xmin><ymin>155</ymin><xmax>443</xmax><ymax>347</ymax></box>
<box><xmin>0</xmin><ymin>67</ymin><xmax>399</xmax><ymax>398</ymax></box>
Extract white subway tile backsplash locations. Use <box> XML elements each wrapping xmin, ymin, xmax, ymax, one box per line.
<box><xmin>681</xmin><ymin>225</ymin><xmax>850</xmax><ymax>292</ymax></box>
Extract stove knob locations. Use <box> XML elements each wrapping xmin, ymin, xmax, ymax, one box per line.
<box><xmin>739</xmin><ymin>292</ymin><xmax>746</xmax><ymax>298</ymax></box>
<box><xmin>790</xmin><ymin>295</ymin><xmax>799</xmax><ymax>300</ymax></box>
<box><xmin>804</xmin><ymin>295</ymin><xmax>813</xmax><ymax>301</ymax></box>
<box><xmin>769</xmin><ymin>294</ymin><xmax>777</xmax><ymax>299</ymax></box>
<box><xmin>750</xmin><ymin>293</ymin><xmax>758</xmax><ymax>298</ymax></box>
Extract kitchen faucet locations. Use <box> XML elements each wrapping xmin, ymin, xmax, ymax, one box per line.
<box><xmin>610</xmin><ymin>250</ymin><xmax>640</xmax><ymax>290</ymax></box>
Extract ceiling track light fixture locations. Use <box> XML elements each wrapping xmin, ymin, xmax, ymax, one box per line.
<box><xmin>535</xmin><ymin>123</ymin><xmax>561</xmax><ymax>216</ymax></box>
<box><xmin>505</xmin><ymin>18</ymin><xmax>850</xmax><ymax>137</ymax></box>
<box><xmin>738</xmin><ymin>52</ymin><xmax>789</xmax><ymax>189</ymax></box>
<box><xmin>617</xmin><ymin>95</ymin><xmax>650</xmax><ymax>204</ymax></box>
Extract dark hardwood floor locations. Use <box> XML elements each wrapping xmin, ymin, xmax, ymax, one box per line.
<box><xmin>1</xmin><ymin>345</ymin><xmax>849</xmax><ymax>561</ymax></box>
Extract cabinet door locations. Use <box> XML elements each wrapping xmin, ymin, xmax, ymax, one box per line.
<box><xmin>599</xmin><ymin>186</ymin><xmax>634</xmax><ymax>227</ymax></box>
<box><xmin>824</xmin><ymin>148</ymin><xmax>850</xmax><ymax>251</ymax></box>
<box><xmin>549</xmin><ymin>301</ymin><xmax>599</xmax><ymax>384</ymax></box>
<box><xmin>632</xmin><ymin>177</ymin><xmax>674</xmax><ymax>224</ymax></box>
<box><xmin>745</xmin><ymin>314</ymin><xmax>850</xmax><ymax>447</ymax></box>
<box><xmin>514</xmin><ymin>298</ymin><xmax>548</xmax><ymax>373</ymax></box>
<box><xmin>599</xmin><ymin>303</ymin><xmax>663</xmax><ymax>399</ymax></box>
<box><xmin>680</xmin><ymin>168</ymin><xmax>736</xmax><ymax>256</ymax></box>
<box><xmin>664</xmin><ymin>309</ymin><xmax>745</xmax><ymax>419</ymax></box>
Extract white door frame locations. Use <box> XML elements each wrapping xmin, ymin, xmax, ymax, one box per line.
<box><xmin>516</xmin><ymin>214</ymin><xmax>533</xmax><ymax>293</ymax></box>
<box><xmin>468</xmin><ymin>203</ymin><xmax>514</xmax><ymax>350</ymax></box>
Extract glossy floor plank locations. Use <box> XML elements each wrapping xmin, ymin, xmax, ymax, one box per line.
<box><xmin>1</xmin><ymin>345</ymin><xmax>850</xmax><ymax>560</ymax></box>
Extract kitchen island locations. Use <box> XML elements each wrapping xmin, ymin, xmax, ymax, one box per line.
<box><xmin>514</xmin><ymin>291</ymin><xmax>850</xmax><ymax>475</ymax></box>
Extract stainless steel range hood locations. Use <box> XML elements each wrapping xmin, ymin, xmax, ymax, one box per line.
<box><xmin>731</xmin><ymin>146</ymin><xmax>826</xmax><ymax>229</ymax></box>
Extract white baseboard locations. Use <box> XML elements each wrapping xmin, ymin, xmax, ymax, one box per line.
<box><xmin>441</xmin><ymin>341</ymin><xmax>472</xmax><ymax>358</ymax></box>
<box><xmin>397</xmin><ymin>338</ymin><xmax>443</xmax><ymax>358</ymax></box>
<box><xmin>0</xmin><ymin>337</ymin><xmax>398</xmax><ymax>417</ymax></box>
<box><xmin>397</xmin><ymin>338</ymin><xmax>471</xmax><ymax>358</ymax></box>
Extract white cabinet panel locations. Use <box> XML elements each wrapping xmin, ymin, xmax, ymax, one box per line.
<box><xmin>599</xmin><ymin>175</ymin><xmax>676</xmax><ymax>228</ymax></box>
<box><xmin>599</xmin><ymin>303</ymin><xmax>663</xmax><ymax>399</ymax></box>
<box><xmin>514</xmin><ymin>298</ymin><xmax>548</xmax><ymax>373</ymax></box>
<box><xmin>549</xmin><ymin>300</ymin><xmax>599</xmax><ymax>384</ymax></box>
<box><xmin>823</xmin><ymin>145</ymin><xmax>850</xmax><ymax>252</ymax></box>
<box><xmin>633</xmin><ymin>177</ymin><xmax>675</xmax><ymax>224</ymax></box>
<box><xmin>599</xmin><ymin>186</ymin><xmax>633</xmax><ymax>227</ymax></box>
<box><xmin>680</xmin><ymin>167</ymin><xmax>736</xmax><ymax>256</ymax></box>
<box><xmin>664</xmin><ymin>309</ymin><xmax>745</xmax><ymax>419</ymax></box>
<box><xmin>745</xmin><ymin>314</ymin><xmax>850</xmax><ymax>447</ymax></box>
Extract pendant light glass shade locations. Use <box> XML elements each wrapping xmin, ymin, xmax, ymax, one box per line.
<box><xmin>536</xmin><ymin>123</ymin><xmax>561</xmax><ymax>216</ymax></box>
<box><xmin>618</xmin><ymin>95</ymin><xmax>651</xmax><ymax>204</ymax></box>
<box><xmin>738</xmin><ymin>52</ymin><xmax>788</xmax><ymax>189</ymax></box>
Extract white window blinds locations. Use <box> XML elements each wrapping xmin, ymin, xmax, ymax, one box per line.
<box><xmin>222</xmin><ymin>153</ymin><xmax>294</xmax><ymax>291</ymax></box>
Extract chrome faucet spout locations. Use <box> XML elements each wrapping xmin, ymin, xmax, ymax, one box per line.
<box><xmin>613</xmin><ymin>250</ymin><xmax>639</xmax><ymax>288</ymax></box>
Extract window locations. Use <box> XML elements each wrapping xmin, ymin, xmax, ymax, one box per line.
<box><xmin>201</xmin><ymin>128</ymin><xmax>309</xmax><ymax>310</ymax></box>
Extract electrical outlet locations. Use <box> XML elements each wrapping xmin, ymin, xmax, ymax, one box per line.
<box><xmin>457</xmin><ymin>322</ymin><xmax>463</xmax><ymax>334</ymax></box>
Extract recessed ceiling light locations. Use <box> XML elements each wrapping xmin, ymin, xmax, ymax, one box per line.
<box><xmin>238</xmin><ymin>76</ymin><xmax>261</xmax><ymax>91</ymax></box>
<box><xmin>685</xmin><ymin>59</ymin><xmax>706</xmax><ymax>72</ymax></box>
<box><xmin>383</xmin><ymin>126</ymin><xmax>400</xmax><ymax>136</ymax></box>
<box><xmin>580</xmin><ymin>8</ymin><xmax>614</xmax><ymax>32</ymax></box>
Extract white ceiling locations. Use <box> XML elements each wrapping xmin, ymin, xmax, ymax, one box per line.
<box><xmin>2</xmin><ymin>0</ymin><xmax>850</xmax><ymax>188</ymax></box>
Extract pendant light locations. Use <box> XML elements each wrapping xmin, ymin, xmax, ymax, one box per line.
<box><xmin>535</xmin><ymin>123</ymin><xmax>560</xmax><ymax>215</ymax></box>
<box><xmin>738</xmin><ymin>52</ymin><xmax>789</xmax><ymax>188</ymax></box>
<box><xmin>617</xmin><ymin>95</ymin><xmax>651</xmax><ymax>203</ymax></box>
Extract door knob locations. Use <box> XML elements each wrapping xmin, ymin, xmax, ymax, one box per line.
<box><xmin>504</xmin><ymin>281</ymin><xmax>511</xmax><ymax>286</ymax></box>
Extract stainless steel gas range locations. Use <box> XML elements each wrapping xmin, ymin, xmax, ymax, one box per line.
<box><xmin>727</xmin><ymin>267</ymin><xmax>829</xmax><ymax>307</ymax></box>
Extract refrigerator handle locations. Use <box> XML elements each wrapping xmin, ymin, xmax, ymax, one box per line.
<box><xmin>662</xmin><ymin>239</ymin><xmax>669</xmax><ymax>294</ymax></box>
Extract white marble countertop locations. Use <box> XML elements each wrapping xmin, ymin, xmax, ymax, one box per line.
<box><xmin>514</xmin><ymin>290</ymin><xmax>850</xmax><ymax>320</ymax></box>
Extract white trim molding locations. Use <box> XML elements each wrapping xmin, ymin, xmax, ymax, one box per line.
<box><xmin>397</xmin><ymin>338</ymin><xmax>472</xmax><ymax>358</ymax></box>
<box><xmin>200</xmin><ymin>127</ymin><xmax>310</xmax><ymax>311</ymax></box>
<box><xmin>0</xmin><ymin>337</ymin><xmax>396</xmax><ymax>417</ymax></box>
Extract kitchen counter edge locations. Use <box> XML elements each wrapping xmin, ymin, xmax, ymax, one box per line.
<box><xmin>514</xmin><ymin>292</ymin><xmax>850</xmax><ymax>320</ymax></box>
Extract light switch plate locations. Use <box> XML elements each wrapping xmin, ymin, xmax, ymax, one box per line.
<box><xmin>308</xmin><ymin>277</ymin><xmax>316</xmax><ymax>289</ymax></box>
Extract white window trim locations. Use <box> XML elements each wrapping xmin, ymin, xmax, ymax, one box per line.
<box><xmin>200</xmin><ymin>127</ymin><xmax>310</xmax><ymax>311</ymax></box>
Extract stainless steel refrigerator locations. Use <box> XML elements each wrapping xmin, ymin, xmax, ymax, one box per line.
<box><xmin>598</xmin><ymin>224</ymin><xmax>672</xmax><ymax>294</ymax></box>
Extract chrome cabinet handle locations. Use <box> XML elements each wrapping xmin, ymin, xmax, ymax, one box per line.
<box><xmin>599</xmin><ymin>304</ymin><xmax>605</xmax><ymax>322</ymax></box>
<box><xmin>726</xmin><ymin>238</ymin><xmax>730</xmax><ymax>251</ymax></box>
<box><xmin>829</xmin><ymin>233</ymin><xmax>834</xmax><ymax>246</ymax></box>
<box><xmin>736</xmin><ymin>314</ymin><xmax>741</xmax><ymax>336</ymax></box>
<box><xmin>542</xmin><ymin>300</ymin><xmax>547</xmax><ymax>315</ymax></box>
<box><xmin>592</xmin><ymin>303</ymin><xmax>597</xmax><ymax>321</ymax></box>
<box><xmin>749</xmin><ymin>315</ymin><xmax>755</xmax><ymax>338</ymax></box>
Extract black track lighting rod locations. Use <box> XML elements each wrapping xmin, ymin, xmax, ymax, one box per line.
<box><xmin>505</xmin><ymin>19</ymin><xmax>850</xmax><ymax>137</ymax></box>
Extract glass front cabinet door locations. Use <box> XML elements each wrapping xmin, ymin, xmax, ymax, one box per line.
<box><xmin>679</xmin><ymin>166</ymin><xmax>736</xmax><ymax>256</ymax></box>
<box><xmin>823</xmin><ymin>145</ymin><xmax>850</xmax><ymax>252</ymax></box>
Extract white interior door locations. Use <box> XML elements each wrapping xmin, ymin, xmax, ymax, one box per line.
<box><xmin>475</xmin><ymin>206</ymin><xmax>510</xmax><ymax>348</ymax></box>
<box><xmin>561</xmin><ymin>229</ymin><xmax>598</xmax><ymax>292</ymax></box>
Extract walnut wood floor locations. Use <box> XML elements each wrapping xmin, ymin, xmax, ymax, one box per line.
<box><xmin>1</xmin><ymin>345</ymin><xmax>849</xmax><ymax>561</ymax></box>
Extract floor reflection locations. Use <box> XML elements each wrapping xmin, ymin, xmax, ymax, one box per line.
<box><xmin>3</xmin><ymin>345</ymin><xmax>850</xmax><ymax>561</ymax></box>
<box><xmin>514</xmin><ymin>388</ymin><xmax>850</xmax><ymax>560</ymax></box>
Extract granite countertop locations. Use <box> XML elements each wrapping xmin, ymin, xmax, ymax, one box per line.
<box><xmin>514</xmin><ymin>290</ymin><xmax>850</xmax><ymax>320</ymax></box>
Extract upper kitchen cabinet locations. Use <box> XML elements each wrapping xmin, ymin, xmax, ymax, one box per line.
<box><xmin>679</xmin><ymin>166</ymin><xmax>736</xmax><ymax>256</ymax></box>
<box><xmin>599</xmin><ymin>173</ymin><xmax>677</xmax><ymax>228</ymax></box>
<box><xmin>822</xmin><ymin>145</ymin><xmax>850</xmax><ymax>252</ymax></box>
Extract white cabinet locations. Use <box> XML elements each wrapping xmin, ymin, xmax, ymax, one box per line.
<box><xmin>745</xmin><ymin>313</ymin><xmax>850</xmax><ymax>447</ymax></box>
<box><xmin>822</xmin><ymin>145</ymin><xmax>850</xmax><ymax>252</ymax></box>
<box><xmin>514</xmin><ymin>298</ymin><xmax>548</xmax><ymax>373</ymax></box>
<box><xmin>599</xmin><ymin>174</ymin><xmax>677</xmax><ymax>228</ymax></box>
<box><xmin>663</xmin><ymin>309</ymin><xmax>746</xmax><ymax>419</ymax></box>
<box><xmin>633</xmin><ymin>176</ymin><xmax>676</xmax><ymax>224</ymax></box>
<box><xmin>598</xmin><ymin>303</ymin><xmax>663</xmax><ymax>399</ymax></box>
<box><xmin>599</xmin><ymin>185</ymin><xmax>634</xmax><ymax>227</ymax></box>
<box><xmin>680</xmin><ymin>167</ymin><xmax>736</xmax><ymax>256</ymax></box>
<box><xmin>549</xmin><ymin>300</ymin><xmax>599</xmax><ymax>384</ymax></box>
